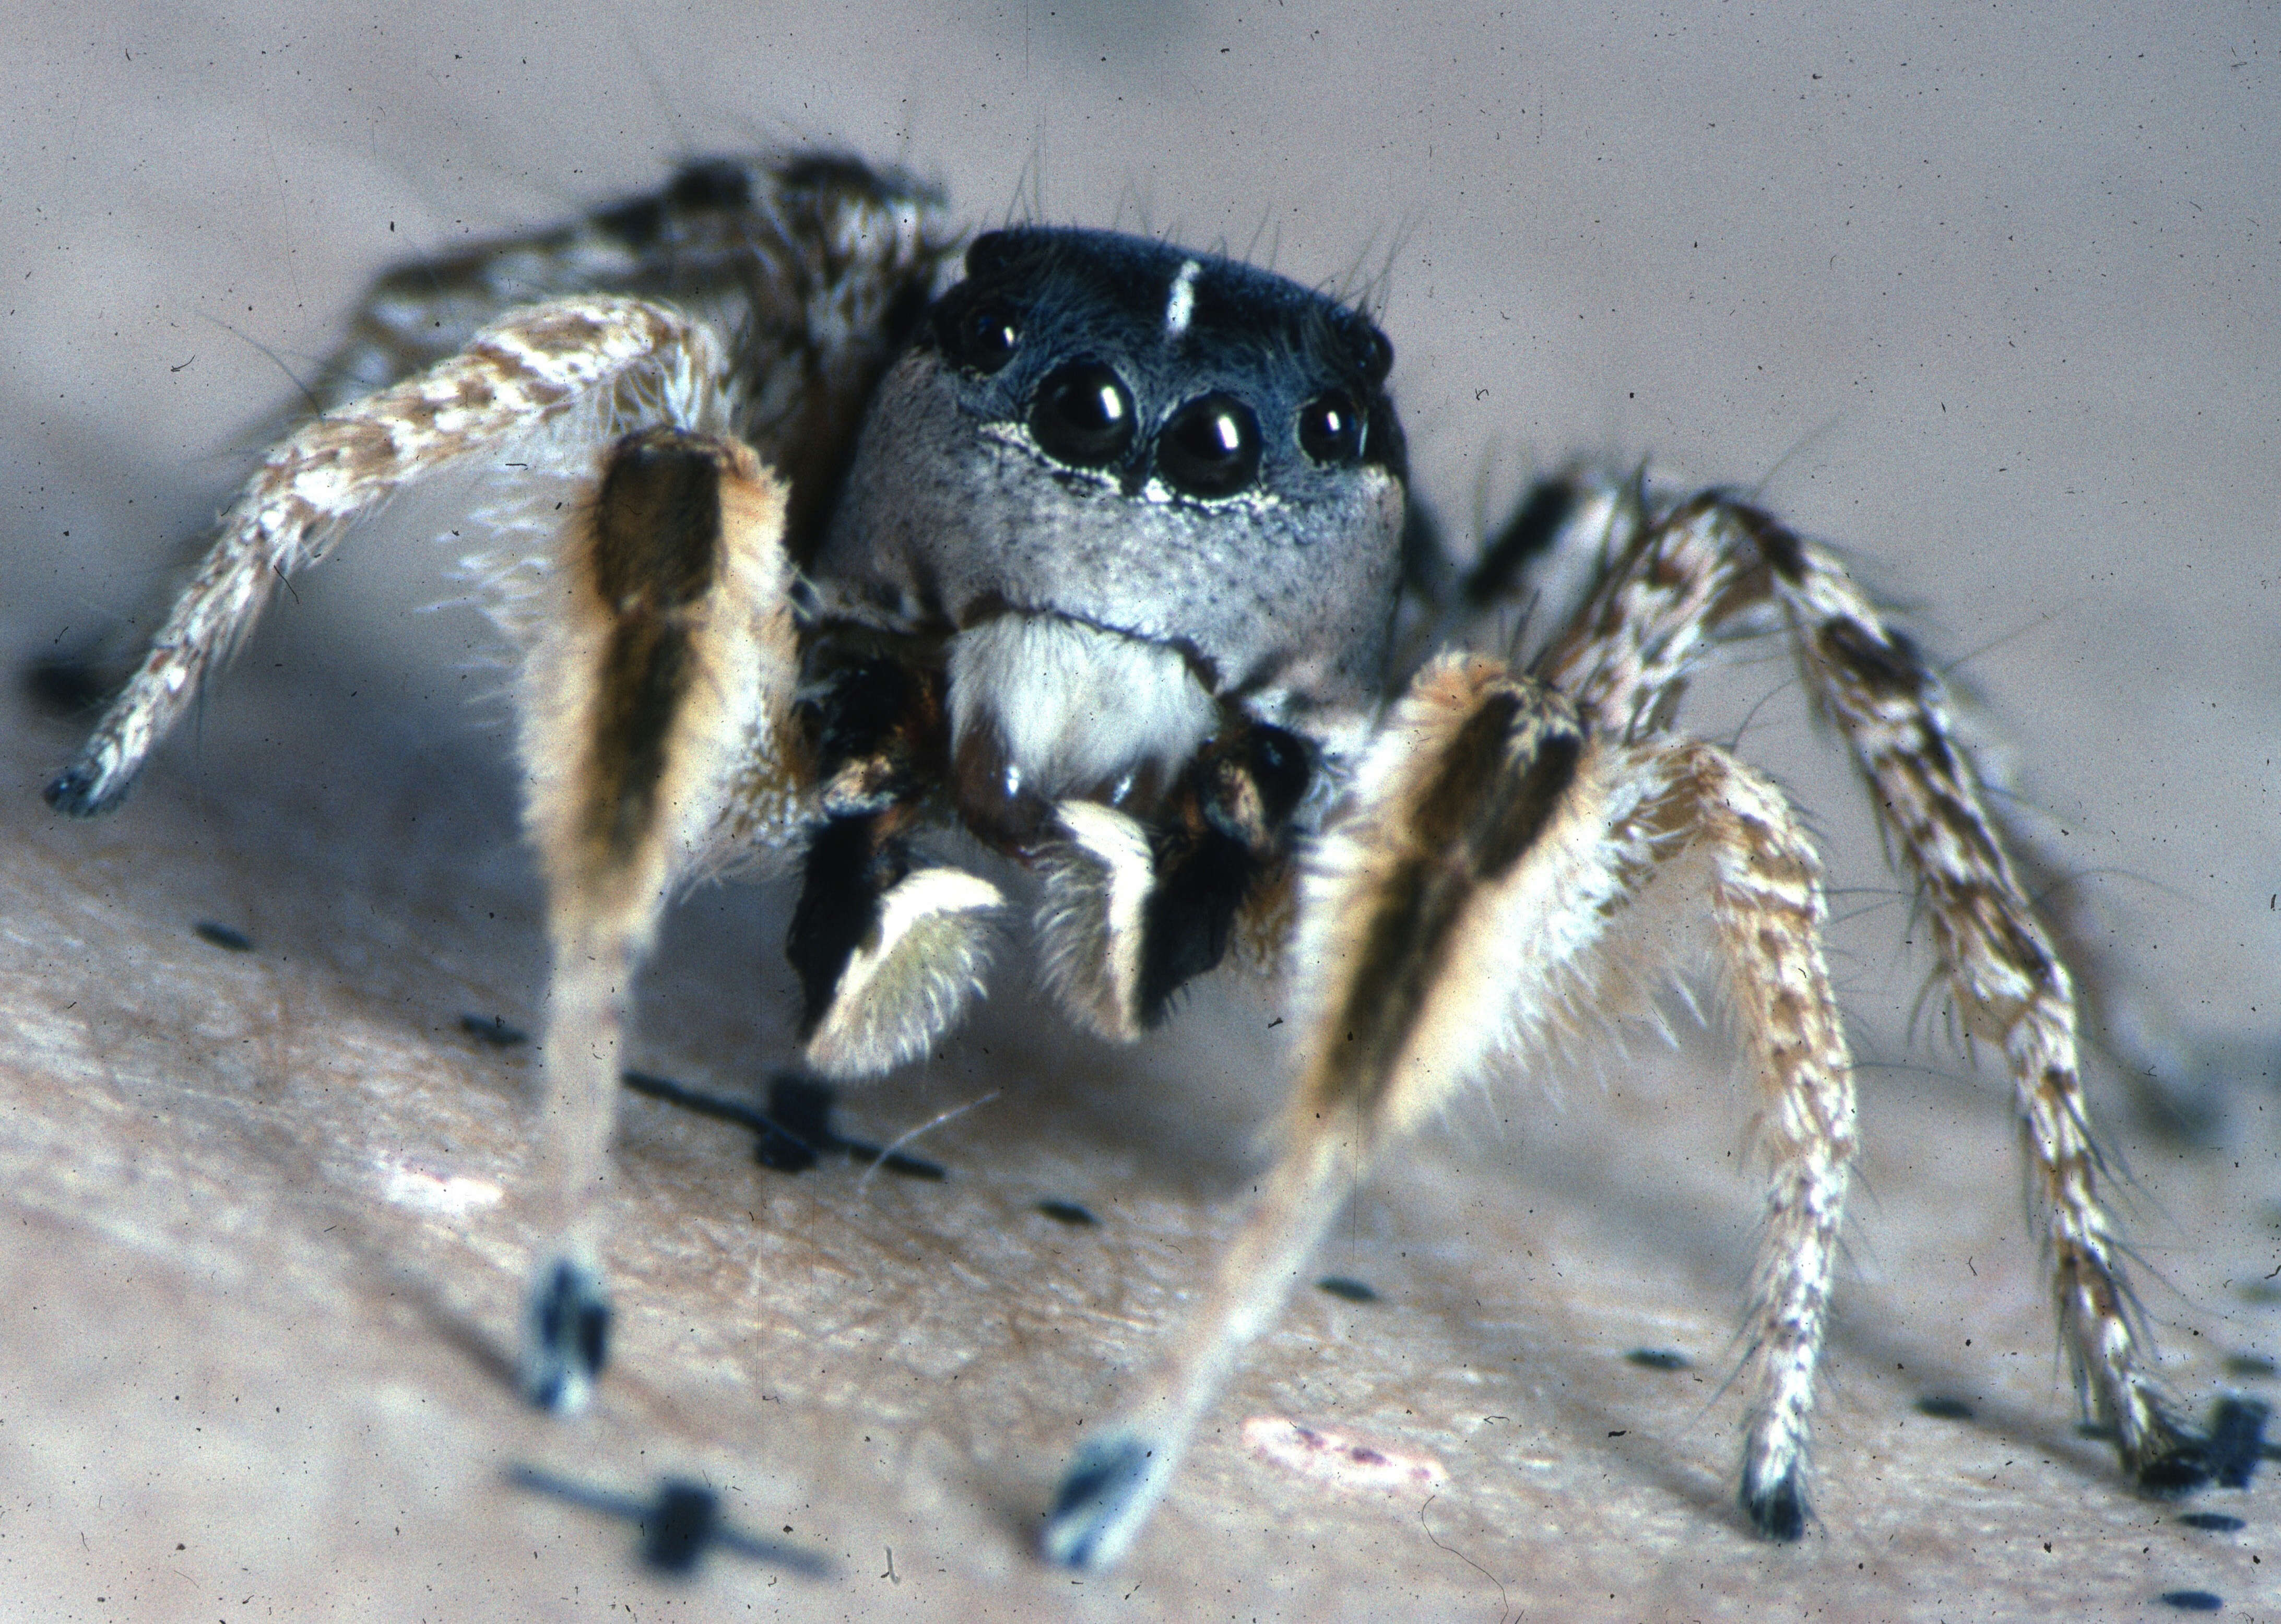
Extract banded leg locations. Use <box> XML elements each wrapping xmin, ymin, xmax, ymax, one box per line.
<box><xmin>1042</xmin><ymin>654</ymin><xmax>1858</xmax><ymax>1567</ymax></box>
<box><xmin>519</xmin><ymin>428</ymin><xmax>799</xmax><ymax>1410</ymax></box>
<box><xmin>46</xmin><ymin>297</ymin><xmax>739</xmax><ymax>816</ymax></box>
<box><xmin>1530</xmin><ymin>483</ymin><xmax>2232</xmax><ymax>1488</ymax></box>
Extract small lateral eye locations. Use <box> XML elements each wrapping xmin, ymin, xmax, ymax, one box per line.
<box><xmin>1298</xmin><ymin>390</ymin><xmax>1366</xmax><ymax>465</ymax></box>
<box><xmin>1030</xmin><ymin>360</ymin><xmax>1137</xmax><ymax>468</ymax></box>
<box><xmin>943</xmin><ymin>297</ymin><xmax>1021</xmax><ymax>374</ymax></box>
<box><xmin>1157</xmin><ymin>393</ymin><xmax>1261</xmax><ymax>498</ymax></box>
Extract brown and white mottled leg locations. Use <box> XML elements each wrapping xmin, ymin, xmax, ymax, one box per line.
<box><xmin>516</xmin><ymin>429</ymin><xmax>799</xmax><ymax>1411</ymax></box>
<box><xmin>1042</xmin><ymin>653</ymin><xmax>1857</xmax><ymax>1567</ymax></box>
<box><xmin>1532</xmin><ymin>486</ymin><xmax>2236</xmax><ymax>1490</ymax></box>
<box><xmin>46</xmin><ymin>295</ymin><xmax>738</xmax><ymax>817</ymax></box>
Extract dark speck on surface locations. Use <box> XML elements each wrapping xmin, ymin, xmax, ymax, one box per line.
<box><xmin>193</xmin><ymin>921</ymin><xmax>254</xmax><ymax>952</ymax></box>
<box><xmin>2178</xmin><ymin>1512</ymin><xmax>2245</xmax><ymax>1533</ymax></box>
<box><xmin>2158</xmin><ymin>1591</ymin><xmax>2223</xmax><ymax>1612</ymax></box>
<box><xmin>460</xmin><ymin>1013</ymin><xmax>529</xmax><ymax>1047</ymax></box>
<box><xmin>1036</xmin><ymin>1200</ymin><xmax>1097</xmax><ymax>1226</ymax></box>
<box><xmin>1316</xmin><ymin>1276</ymin><xmax>1378</xmax><ymax>1303</ymax></box>
<box><xmin>1913</xmin><ymin>1397</ymin><xmax>1975</xmax><ymax>1420</ymax></box>
<box><xmin>1624</xmin><ymin>1348</ymin><xmax>1691</xmax><ymax>1372</ymax></box>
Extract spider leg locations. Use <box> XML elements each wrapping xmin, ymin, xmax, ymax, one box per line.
<box><xmin>1533</xmin><ymin>483</ymin><xmax>2231</xmax><ymax>1492</ymax></box>
<box><xmin>46</xmin><ymin>296</ymin><xmax>739</xmax><ymax>817</ymax></box>
<box><xmin>43</xmin><ymin>298</ymin><xmax>818</xmax><ymax>1411</ymax></box>
<box><xmin>1042</xmin><ymin>653</ymin><xmax>1858</xmax><ymax>1567</ymax></box>
<box><xmin>517</xmin><ymin>425</ymin><xmax>800</xmax><ymax>1412</ymax></box>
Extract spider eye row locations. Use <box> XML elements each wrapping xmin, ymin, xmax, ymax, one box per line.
<box><xmin>942</xmin><ymin>296</ymin><xmax>1370</xmax><ymax>499</ymax></box>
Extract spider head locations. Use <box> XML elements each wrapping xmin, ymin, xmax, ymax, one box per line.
<box><xmin>819</xmin><ymin>228</ymin><xmax>1406</xmax><ymax>701</ymax></box>
<box><xmin>816</xmin><ymin>228</ymin><xmax>1407</xmax><ymax>840</ymax></box>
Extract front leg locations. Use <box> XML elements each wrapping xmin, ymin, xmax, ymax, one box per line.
<box><xmin>519</xmin><ymin>428</ymin><xmax>798</xmax><ymax>1412</ymax></box>
<box><xmin>1042</xmin><ymin>654</ymin><xmax>1858</xmax><ymax>1568</ymax></box>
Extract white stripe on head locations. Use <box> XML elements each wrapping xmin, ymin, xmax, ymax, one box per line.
<box><xmin>1164</xmin><ymin>259</ymin><xmax>1202</xmax><ymax>337</ymax></box>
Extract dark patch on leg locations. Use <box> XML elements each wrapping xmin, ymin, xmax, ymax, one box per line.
<box><xmin>665</xmin><ymin>157</ymin><xmax>755</xmax><ymax>213</ymax></box>
<box><xmin>1136</xmin><ymin>828</ymin><xmax>1251</xmax><ymax>1024</ymax></box>
<box><xmin>2224</xmin><ymin>1353</ymin><xmax>2277</xmax><ymax>1379</ymax></box>
<box><xmin>583</xmin><ymin>430</ymin><xmax>730</xmax><ymax>861</ymax></box>
<box><xmin>1037</xmin><ymin>1200</ymin><xmax>1098</xmax><ymax>1226</ymax></box>
<box><xmin>1316</xmin><ymin>1276</ymin><xmax>1378</xmax><ymax>1303</ymax></box>
<box><xmin>193</xmin><ymin>920</ymin><xmax>254</xmax><ymax>952</ymax></box>
<box><xmin>1741</xmin><ymin>1465</ymin><xmax>1809</xmax><ymax>1541</ymax></box>
<box><xmin>1914</xmin><ymin>1396</ymin><xmax>1975</xmax><ymax>1420</ymax></box>
<box><xmin>1133</xmin><ymin>722</ymin><xmax>1314</xmax><ymax>1025</ymax></box>
<box><xmin>786</xmin><ymin>813</ymin><xmax>910</xmax><ymax>1035</ymax></box>
<box><xmin>1464</xmin><ymin>477</ymin><xmax>1578</xmax><ymax>607</ymax></box>
<box><xmin>1731</xmin><ymin>502</ymin><xmax>1808</xmax><ymax>584</ymax></box>
<box><xmin>1044</xmin><ymin>1435</ymin><xmax>1159</xmax><ymax>1569</ymax></box>
<box><xmin>1322</xmin><ymin>704</ymin><xmax>1582</xmax><ymax>1110</ymax></box>
<box><xmin>2158</xmin><ymin>1592</ymin><xmax>2224</xmax><ymax>1613</ymax></box>
<box><xmin>523</xmin><ymin>1258</ymin><xmax>610</xmax><ymax>1412</ymax></box>
<box><xmin>592</xmin><ymin>193</ymin><xmax>666</xmax><ymax>250</ymax></box>
<box><xmin>1815</xmin><ymin>617</ymin><xmax>1925</xmax><ymax>702</ymax></box>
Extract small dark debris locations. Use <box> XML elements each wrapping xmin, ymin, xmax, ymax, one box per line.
<box><xmin>1036</xmin><ymin>1200</ymin><xmax>1097</xmax><ymax>1227</ymax></box>
<box><xmin>1914</xmin><ymin>1397</ymin><xmax>1976</xmax><ymax>1421</ymax></box>
<box><xmin>1624</xmin><ymin>1348</ymin><xmax>1691</xmax><ymax>1372</ymax></box>
<box><xmin>2178</xmin><ymin>1512</ymin><xmax>2245</xmax><ymax>1533</ymax></box>
<box><xmin>505</xmin><ymin>1463</ymin><xmax>832</xmax><ymax>1580</ymax></box>
<box><xmin>460</xmin><ymin>1013</ymin><xmax>529</xmax><ymax>1047</ymax></box>
<box><xmin>1316</xmin><ymin>1276</ymin><xmax>1379</xmax><ymax>1304</ymax></box>
<box><xmin>193</xmin><ymin>921</ymin><xmax>254</xmax><ymax>952</ymax></box>
<box><xmin>2224</xmin><ymin>1352</ymin><xmax>2277</xmax><ymax>1379</ymax></box>
<box><xmin>2158</xmin><ymin>1591</ymin><xmax>2224</xmax><ymax>1613</ymax></box>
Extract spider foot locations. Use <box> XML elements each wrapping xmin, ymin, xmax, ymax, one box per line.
<box><xmin>1740</xmin><ymin>1460</ymin><xmax>1810</xmax><ymax>1542</ymax></box>
<box><xmin>1039</xmin><ymin>1431</ymin><xmax>1175</xmax><ymax>1572</ymax></box>
<box><xmin>2130</xmin><ymin>1395</ymin><xmax>2271</xmax><ymax>1497</ymax></box>
<box><xmin>522</xmin><ymin>1256</ymin><xmax>611</xmax><ymax>1414</ymax></box>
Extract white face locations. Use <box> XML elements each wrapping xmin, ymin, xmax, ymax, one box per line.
<box><xmin>810</xmin><ymin>228</ymin><xmax>1410</xmax><ymax>836</ymax></box>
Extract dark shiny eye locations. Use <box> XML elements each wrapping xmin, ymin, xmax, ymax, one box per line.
<box><xmin>1157</xmin><ymin>393</ymin><xmax>1260</xmax><ymax>498</ymax></box>
<box><xmin>940</xmin><ymin>296</ymin><xmax>1020</xmax><ymax>374</ymax></box>
<box><xmin>1297</xmin><ymin>390</ymin><xmax>1365</xmax><ymax>465</ymax></box>
<box><xmin>1030</xmin><ymin>360</ymin><xmax>1137</xmax><ymax>468</ymax></box>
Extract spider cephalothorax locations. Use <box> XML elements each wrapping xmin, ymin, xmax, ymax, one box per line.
<box><xmin>44</xmin><ymin>152</ymin><xmax>2261</xmax><ymax>1575</ymax></box>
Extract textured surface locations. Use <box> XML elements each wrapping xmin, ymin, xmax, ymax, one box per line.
<box><xmin>4</xmin><ymin>2</ymin><xmax>2278</xmax><ymax>1619</ymax></box>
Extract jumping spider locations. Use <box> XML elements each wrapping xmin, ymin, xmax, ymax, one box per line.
<box><xmin>45</xmin><ymin>152</ymin><xmax>2259</xmax><ymax>1570</ymax></box>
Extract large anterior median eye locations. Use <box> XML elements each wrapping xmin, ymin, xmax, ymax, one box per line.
<box><xmin>1157</xmin><ymin>392</ymin><xmax>1260</xmax><ymax>498</ymax></box>
<box><xmin>1297</xmin><ymin>390</ymin><xmax>1365</xmax><ymax>465</ymax></box>
<box><xmin>1030</xmin><ymin>360</ymin><xmax>1137</xmax><ymax>468</ymax></box>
